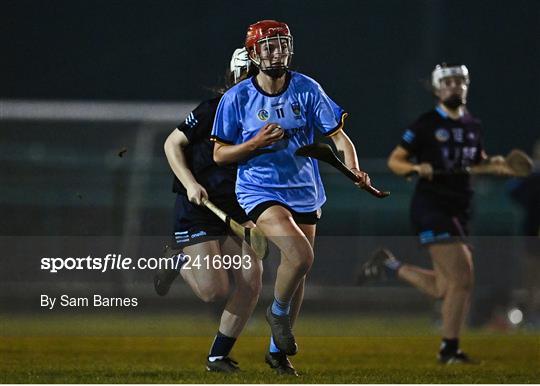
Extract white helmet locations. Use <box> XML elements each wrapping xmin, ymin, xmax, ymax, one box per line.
<box><xmin>230</xmin><ymin>47</ymin><xmax>251</xmax><ymax>83</ymax></box>
<box><xmin>431</xmin><ymin>64</ymin><xmax>470</xmax><ymax>89</ymax></box>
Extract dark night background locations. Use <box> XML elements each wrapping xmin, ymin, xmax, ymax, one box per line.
<box><xmin>2</xmin><ymin>0</ymin><xmax>539</xmax><ymax>155</ymax></box>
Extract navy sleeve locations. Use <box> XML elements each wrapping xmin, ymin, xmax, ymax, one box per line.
<box><xmin>176</xmin><ymin>100</ymin><xmax>216</xmax><ymax>143</ymax></box>
<box><xmin>399</xmin><ymin>119</ymin><xmax>422</xmax><ymax>156</ymax></box>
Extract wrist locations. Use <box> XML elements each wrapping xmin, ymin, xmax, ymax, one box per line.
<box><xmin>184</xmin><ymin>179</ymin><xmax>200</xmax><ymax>190</ymax></box>
<box><xmin>245</xmin><ymin>138</ymin><xmax>260</xmax><ymax>151</ymax></box>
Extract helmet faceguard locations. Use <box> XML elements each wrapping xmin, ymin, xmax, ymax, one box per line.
<box><xmin>245</xmin><ymin>20</ymin><xmax>294</xmax><ymax>78</ymax></box>
<box><xmin>229</xmin><ymin>47</ymin><xmax>251</xmax><ymax>83</ymax></box>
<box><xmin>431</xmin><ymin>64</ymin><xmax>470</xmax><ymax>90</ymax></box>
<box><xmin>431</xmin><ymin>63</ymin><xmax>470</xmax><ymax>109</ymax></box>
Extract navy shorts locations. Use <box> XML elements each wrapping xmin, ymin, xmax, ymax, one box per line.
<box><xmin>247</xmin><ymin>200</ymin><xmax>321</xmax><ymax>225</ymax></box>
<box><xmin>410</xmin><ymin>192</ymin><xmax>470</xmax><ymax>245</ymax></box>
<box><xmin>173</xmin><ymin>194</ymin><xmax>250</xmax><ymax>248</ymax></box>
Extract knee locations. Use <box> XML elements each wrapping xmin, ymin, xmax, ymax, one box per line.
<box><xmin>446</xmin><ymin>272</ymin><xmax>474</xmax><ymax>294</ymax></box>
<box><xmin>242</xmin><ymin>277</ymin><xmax>263</xmax><ymax>301</ymax></box>
<box><xmin>288</xmin><ymin>244</ymin><xmax>314</xmax><ymax>273</ymax></box>
<box><xmin>198</xmin><ymin>282</ymin><xmax>230</xmax><ymax>303</ymax></box>
<box><xmin>434</xmin><ymin>285</ymin><xmax>446</xmax><ymax>300</ymax></box>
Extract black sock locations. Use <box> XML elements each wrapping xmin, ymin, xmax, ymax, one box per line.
<box><xmin>440</xmin><ymin>338</ymin><xmax>459</xmax><ymax>355</ymax></box>
<box><xmin>208</xmin><ymin>331</ymin><xmax>236</xmax><ymax>360</ymax></box>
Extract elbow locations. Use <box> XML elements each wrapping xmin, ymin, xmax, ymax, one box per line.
<box><xmin>163</xmin><ymin>139</ymin><xmax>172</xmax><ymax>157</ymax></box>
<box><xmin>386</xmin><ymin>157</ymin><xmax>394</xmax><ymax>172</ymax></box>
<box><xmin>387</xmin><ymin>157</ymin><xmax>400</xmax><ymax>175</ymax></box>
<box><xmin>213</xmin><ymin>150</ymin><xmax>226</xmax><ymax>166</ymax></box>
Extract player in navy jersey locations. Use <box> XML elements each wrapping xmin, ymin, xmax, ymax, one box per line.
<box><xmin>211</xmin><ymin>20</ymin><xmax>370</xmax><ymax>375</ymax></box>
<box><xmin>357</xmin><ymin>63</ymin><xmax>513</xmax><ymax>364</ymax></box>
<box><xmin>153</xmin><ymin>48</ymin><xmax>263</xmax><ymax>373</ymax></box>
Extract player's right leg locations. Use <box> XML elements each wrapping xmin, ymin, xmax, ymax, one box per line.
<box><xmin>204</xmin><ymin>235</ymin><xmax>263</xmax><ymax>374</ymax></box>
<box><xmin>254</xmin><ymin>204</ymin><xmax>315</xmax><ymax>356</ymax></box>
<box><xmin>179</xmin><ymin>239</ymin><xmax>241</xmax><ymax>374</ymax></box>
<box><xmin>181</xmin><ymin>240</ymin><xmax>230</xmax><ymax>303</ymax></box>
<box><xmin>215</xmin><ymin>232</ymin><xmax>263</xmax><ymax>337</ymax></box>
<box><xmin>154</xmin><ymin>194</ymin><xmax>228</xmax><ymax>297</ymax></box>
<box><xmin>196</xmin><ymin>203</ymin><xmax>262</xmax><ymax>373</ymax></box>
<box><xmin>154</xmin><ymin>194</ymin><xmax>238</xmax><ymax>372</ymax></box>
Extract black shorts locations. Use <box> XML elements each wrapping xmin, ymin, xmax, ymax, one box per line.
<box><xmin>248</xmin><ymin>200</ymin><xmax>321</xmax><ymax>225</ymax></box>
<box><xmin>173</xmin><ymin>194</ymin><xmax>250</xmax><ymax>248</ymax></box>
<box><xmin>410</xmin><ymin>192</ymin><xmax>469</xmax><ymax>246</ymax></box>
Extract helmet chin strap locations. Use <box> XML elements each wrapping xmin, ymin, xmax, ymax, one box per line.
<box><xmin>262</xmin><ymin>68</ymin><xmax>287</xmax><ymax>79</ymax></box>
<box><xmin>442</xmin><ymin>94</ymin><xmax>466</xmax><ymax>110</ymax></box>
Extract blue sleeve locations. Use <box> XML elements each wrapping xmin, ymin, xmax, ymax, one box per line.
<box><xmin>211</xmin><ymin>92</ymin><xmax>241</xmax><ymax>145</ymax></box>
<box><xmin>310</xmin><ymin>83</ymin><xmax>347</xmax><ymax>137</ymax></box>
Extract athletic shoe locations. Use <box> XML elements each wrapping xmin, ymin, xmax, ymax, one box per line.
<box><xmin>153</xmin><ymin>245</ymin><xmax>180</xmax><ymax>296</ymax></box>
<box><xmin>438</xmin><ymin>350</ymin><xmax>478</xmax><ymax>364</ymax></box>
<box><xmin>265</xmin><ymin>351</ymin><xmax>298</xmax><ymax>376</ymax></box>
<box><xmin>265</xmin><ymin>306</ymin><xmax>298</xmax><ymax>356</ymax></box>
<box><xmin>356</xmin><ymin>248</ymin><xmax>397</xmax><ymax>285</ymax></box>
<box><xmin>206</xmin><ymin>356</ymin><xmax>240</xmax><ymax>372</ymax></box>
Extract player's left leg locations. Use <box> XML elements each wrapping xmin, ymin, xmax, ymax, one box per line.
<box><xmin>429</xmin><ymin>242</ymin><xmax>475</xmax><ymax>363</ymax></box>
<box><xmin>266</xmin><ymin>222</ymin><xmax>316</xmax><ymax>376</ymax></box>
<box><xmin>255</xmin><ymin>205</ymin><xmax>314</xmax><ymax>356</ymax></box>
<box><xmin>356</xmin><ymin>248</ymin><xmax>446</xmax><ymax>298</ymax></box>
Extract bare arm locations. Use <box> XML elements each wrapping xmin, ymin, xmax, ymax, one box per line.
<box><xmin>213</xmin><ymin>122</ymin><xmax>284</xmax><ymax>165</ymax></box>
<box><xmin>388</xmin><ymin>145</ymin><xmax>433</xmax><ymax>179</ymax></box>
<box><xmin>213</xmin><ymin>140</ymin><xmax>259</xmax><ymax>166</ymax></box>
<box><xmin>330</xmin><ymin>130</ymin><xmax>370</xmax><ymax>186</ymax></box>
<box><xmin>329</xmin><ymin>130</ymin><xmax>359</xmax><ymax>170</ymax></box>
<box><xmin>164</xmin><ymin>129</ymin><xmax>208</xmax><ymax>205</ymax></box>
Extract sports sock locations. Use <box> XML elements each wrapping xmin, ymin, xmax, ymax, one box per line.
<box><xmin>269</xmin><ymin>335</ymin><xmax>281</xmax><ymax>354</ymax></box>
<box><xmin>208</xmin><ymin>331</ymin><xmax>237</xmax><ymax>361</ymax></box>
<box><xmin>440</xmin><ymin>337</ymin><xmax>459</xmax><ymax>355</ymax></box>
<box><xmin>271</xmin><ymin>297</ymin><xmax>291</xmax><ymax>316</ymax></box>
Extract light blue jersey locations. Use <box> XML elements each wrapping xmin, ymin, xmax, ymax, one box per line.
<box><xmin>211</xmin><ymin>71</ymin><xmax>347</xmax><ymax>214</ymax></box>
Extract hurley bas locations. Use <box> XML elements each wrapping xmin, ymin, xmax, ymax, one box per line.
<box><xmin>41</xmin><ymin>294</ymin><xmax>138</xmax><ymax>310</ymax></box>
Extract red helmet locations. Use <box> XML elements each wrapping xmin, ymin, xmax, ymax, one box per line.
<box><xmin>245</xmin><ymin>20</ymin><xmax>294</xmax><ymax>75</ymax></box>
<box><xmin>245</xmin><ymin>20</ymin><xmax>292</xmax><ymax>52</ymax></box>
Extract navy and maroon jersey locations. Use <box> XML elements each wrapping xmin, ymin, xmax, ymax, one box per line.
<box><xmin>400</xmin><ymin>106</ymin><xmax>485</xmax><ymax>209</ymax></box>
<box><xmin>172</xmin><ymin>97</ymin><xmax>237</xmax><ymax>200</ymax></box>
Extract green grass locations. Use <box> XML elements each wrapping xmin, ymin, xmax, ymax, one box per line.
<box><xmin>1</xmin><ymin>313</ymin><xmax>539</xmax><ymax>383</ymax></box>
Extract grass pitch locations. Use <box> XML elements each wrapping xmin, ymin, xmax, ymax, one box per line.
<box><xmin>1</xmin><ymin>313</ymin><xmax>538</xmax><ymax>383</ymax></box>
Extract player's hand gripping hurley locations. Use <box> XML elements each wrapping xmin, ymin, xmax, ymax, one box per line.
<box><xmin>295</xmin><ymin>143</ymin><xmax>390</xmax><ymax>198</ymax></box>
<box><xmin>405</xmin><ymin>149</ymin><xmax>533</xmax><ymax>178</ymax></box>
<box><xmin>504</xmin><ymin>149</ymin><xmax>534</xmax><ymax>177</ymax></box>
<box><xmin>202</xmin><ymin>198</ymin><xmax>268</xmax><ymax>260</ymax></box>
